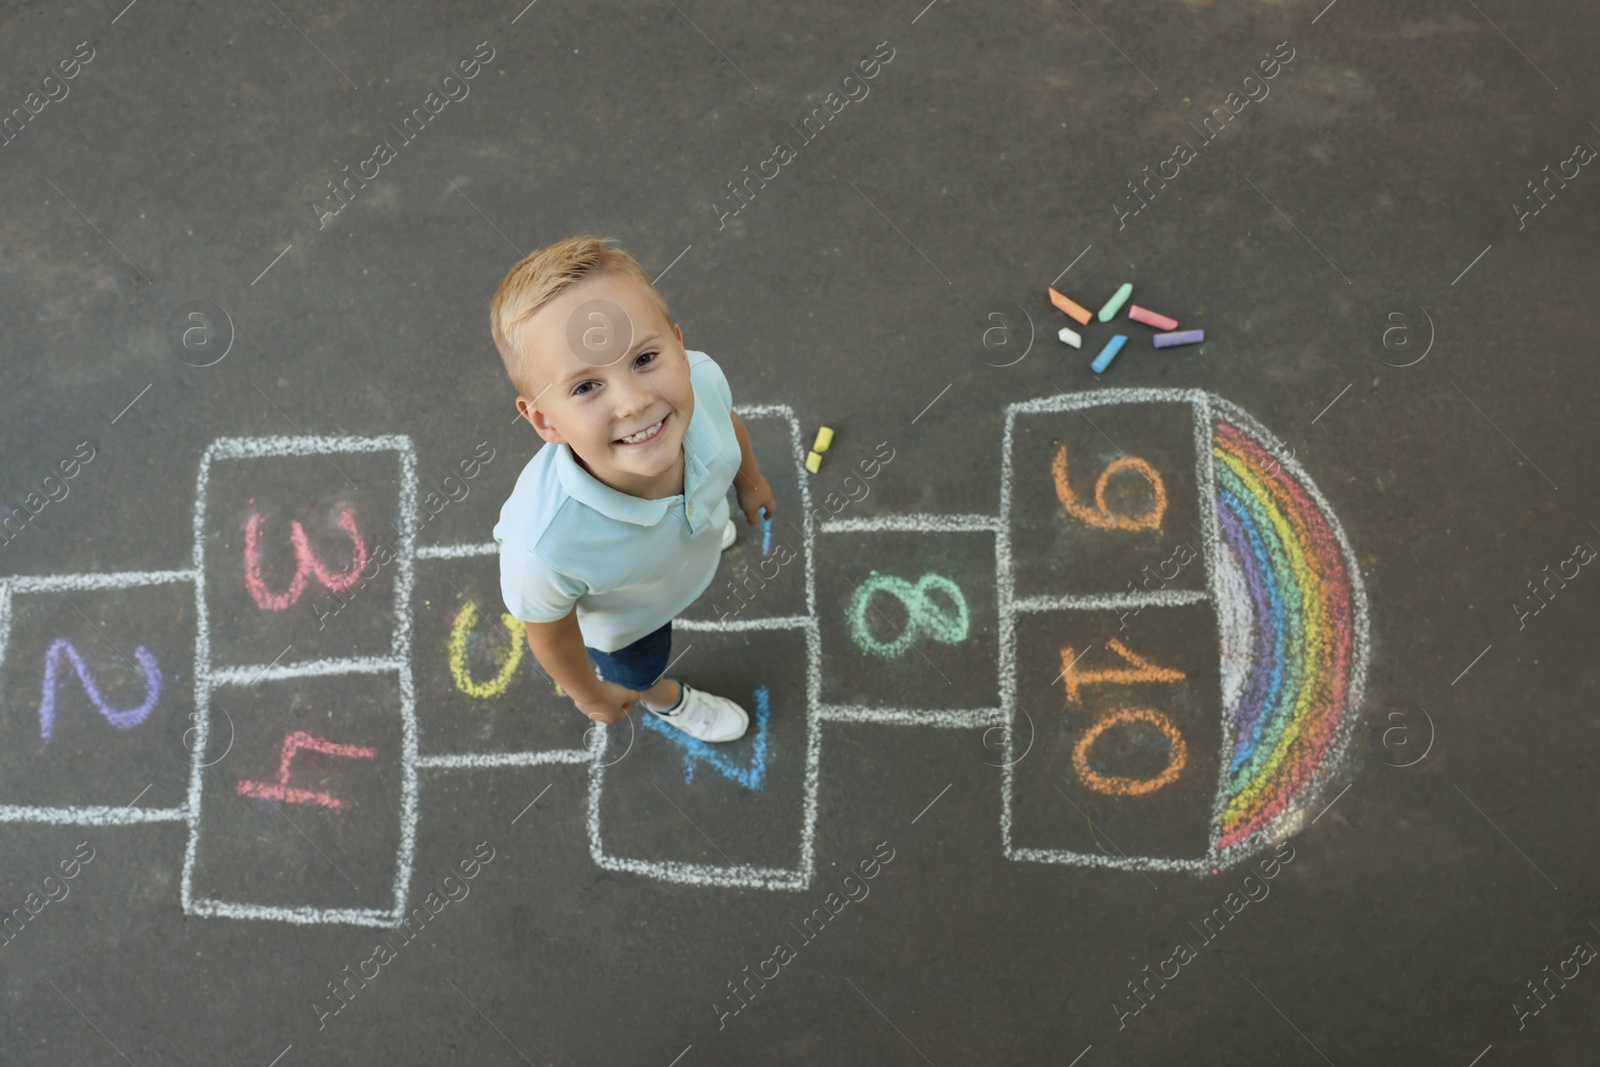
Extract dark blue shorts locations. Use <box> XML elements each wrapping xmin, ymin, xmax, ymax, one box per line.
<box><xmin>585</xmin><ymin>620</ymin><xmax>673</xmax><ymax>691</ymax></box>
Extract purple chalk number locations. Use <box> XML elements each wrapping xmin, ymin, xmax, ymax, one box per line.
<box><xmin>38</xmin><ymin>637</ymin><xmax>162</xmax><ymax>742</ymax></box>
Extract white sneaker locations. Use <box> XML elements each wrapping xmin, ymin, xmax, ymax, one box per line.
<box><xmin>720</xmin><ymin>517</ymin><xmax>737</xmax><ymax>550</ymax></box>
<box><xmin>646</xmin><ymin>682</ymin><xmax>749</xmax><ymax>743</ymax></box>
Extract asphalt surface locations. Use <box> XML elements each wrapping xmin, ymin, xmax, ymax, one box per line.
<box><xmin>2</xmin><ymin>0</ymin><xmax>1599</xmax><ymax>1063</ymax></box>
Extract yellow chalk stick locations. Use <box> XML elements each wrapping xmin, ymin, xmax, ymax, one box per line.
<box><xmin>805</xmin><ymin>451</ymin><xmax>823</xmax><ymax>473</ymax></box>
<box><xmin>813</xmin><ymin>426</ymin><xmax>834</xmax><ymax>453</ymax></box>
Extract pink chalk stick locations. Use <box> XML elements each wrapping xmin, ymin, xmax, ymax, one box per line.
<box><xmin>1128</xmin><ymin>305</ymin><xmax>1179</xmax><ymax>331</ymax></box>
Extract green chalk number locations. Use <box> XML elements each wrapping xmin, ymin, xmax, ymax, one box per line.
<box><xmin>847</xmin><ymin>571</ymin><xmax>970</xmax><ymax>658</ymax></box>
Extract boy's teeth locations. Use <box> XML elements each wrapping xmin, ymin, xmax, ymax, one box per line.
<box><xmin>621</xmin><ymin>417</ymin><xmax>662</xmax><ymax>443</ymax></box>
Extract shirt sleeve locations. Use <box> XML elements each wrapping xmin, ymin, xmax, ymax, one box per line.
<box><xmin>689</xmin><ymin>350</ymin><xmax>734</xmax><ymax>412</ymax></box>
<box><xmin>499</xmin><ymin>541</ymin><xmax>587</xmax><ymax>623</ymax></box>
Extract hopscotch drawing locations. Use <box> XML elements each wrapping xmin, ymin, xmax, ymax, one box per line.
<box><xmin>999</xmin><ymin>389</ymin><xmax>1368</xmax><ymax>872</ymax></box>
<box><xmin>0</xmin><ymin>388</ymin><xmax>1367</xmax><ymax>925</ymax></box>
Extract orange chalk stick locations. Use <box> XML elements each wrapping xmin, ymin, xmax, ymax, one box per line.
<box><xmin>1048</xmin><ymin>287</ymin><xmax>1093</xmax><ymax>326</ymax></box>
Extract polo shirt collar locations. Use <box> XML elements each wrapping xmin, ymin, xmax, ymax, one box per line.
<box><xmin>553</xmin><ymin>426</ymin><xmax>713</xmax><ymax>528</ymax></box>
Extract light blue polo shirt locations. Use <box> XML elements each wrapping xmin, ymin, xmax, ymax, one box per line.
<box><xmin>493</xmin><ymin>349</ymin><xmax>742</xmax><ymax>653</ymax></box>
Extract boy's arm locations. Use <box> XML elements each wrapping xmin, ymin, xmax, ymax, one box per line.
<box><xmin>524</xmin><ymin>607</ymin><xmax>608</xmax><ymax>703</ymax></box>
<box><xmin>730</xmin><ymin>411</ymin><xmax>763</xmax><ymax>489</ymax></box>
<box><xmin>729</xmin><ymin>411</ymin><xmax>776</xmax><ymax>522</ymax></box>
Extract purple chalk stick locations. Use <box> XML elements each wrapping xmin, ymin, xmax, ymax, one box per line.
<box><xmin>1152</xmin><ymin>329</ymin><xmax>1204</xmax><ymax>349</ymax></box>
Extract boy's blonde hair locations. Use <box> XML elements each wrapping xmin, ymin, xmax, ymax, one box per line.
<box><xmin>489</xmin><ymin>234</ymin><xmax>676</xmax><ymax>401</ymax></box>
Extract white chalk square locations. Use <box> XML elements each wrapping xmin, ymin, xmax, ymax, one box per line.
<box><xmin>409</xmin><ymin>557</ymin><xmax>591</xmax><ymax>761</ymax></box>
<box><xmin>0</xmin><ymin>574</ymin><xmax>193</xmax><ymax>821</ymax></box>
<box><xmin>815</xmin><ymin>528</ymin><xmax>998</xmax><ymax>715</ymax></box>
<box><xmin>195</xmin><ymin>436</ymin><xmax>417</xmax><ymax>674</ymax></box>
<box><xmin>186</xmin><ymin>671</ymin><xmax>406</xmax><ymax>919</ymax></box>
<box><xmin>590</xmin><ymin>626</ymin><xmax>812</xmax><ymax>889</ymax></box>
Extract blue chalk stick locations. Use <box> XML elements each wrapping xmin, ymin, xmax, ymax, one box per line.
<box><xmin>1091</xmin><ymin>334</ymin><xmax>1128</xmax><ymax>374</ymax></box>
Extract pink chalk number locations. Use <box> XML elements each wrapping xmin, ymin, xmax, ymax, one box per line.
<box><xmin>236</xmin><ymin>730</ymin><xmax>376</xmax><ymax>810</ymax></box>
<box><xmin>243</xmin><ymin>508</ymin><xmax>370</xmax><ymax>611</ymax></box>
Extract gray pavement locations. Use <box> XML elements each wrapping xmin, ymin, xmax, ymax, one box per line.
<box><xmin>2</xmin><ymin>0</ymin><xmax>1598</xmax><ymax>1063</ymax></box>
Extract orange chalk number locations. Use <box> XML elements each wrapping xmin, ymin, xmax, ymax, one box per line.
<box><xmin>1061</xmin><ymin>638</ymin><xmax>1185</xmax><ymax>705</ymax></box>
<box><xmin>1052</xmin><ymin>445</ymin><xmax>1168</xmax><ymax>531</ymax></box>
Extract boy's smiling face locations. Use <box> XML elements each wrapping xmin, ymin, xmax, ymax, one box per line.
<box><xmin>512</xmin><ymin>272</ymin><xmax>695</xmax><ymax>501</ymax></box>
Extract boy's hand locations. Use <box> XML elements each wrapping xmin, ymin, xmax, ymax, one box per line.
<box><xmin>574</xmin><ymin>680</ymin><xmax>640</xmax><ymax>725</ymax></box>
<box><xmin>736</xmin><ymin>474</ymin><xmax>776</xmax><ymax>526</ymax></box>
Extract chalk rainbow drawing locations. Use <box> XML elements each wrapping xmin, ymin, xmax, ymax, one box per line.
<box><xmin>1209</xmin><ymin>417</ymin><xmax>1356</xmax><ymax>852</ymax></box>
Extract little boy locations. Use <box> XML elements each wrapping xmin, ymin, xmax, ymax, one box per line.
<box><xmin>488</xmin><ymin>235</ymin><xmax>776</xmax><ymax>744</ymax></box>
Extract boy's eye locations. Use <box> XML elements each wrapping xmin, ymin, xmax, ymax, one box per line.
<box><xmin>571</xmin><ymin>351</ymin><xmax>659</xmax><ymax>396</ymax></box>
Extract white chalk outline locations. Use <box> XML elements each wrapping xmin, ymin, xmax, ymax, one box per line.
<box><xmin>586</xmin><ymin>407</ymin><xmax>819</xmax><ymax>890</ymax></box>
<box><xmin>416</xmin><ymin>749</ymin><xmax>589</xmax><ymax>769</ymax></box>
<box><xmin>675</xmin><ymin>614</ymin><xmax>811</xmax><ymax>632</ymax></box>
<box><xmin>1013</xmin><ymin>590</ymin><xmax>1208</xmax><ymax>613</ymax></box>
<box><xmin>0</xmin><ymin>391</ymin><xmax>1366</xmax><ymax>914</ymax></box>
<box><xmin>997</xmin><ymin>388</ymin><xmax>1368</xmax><ymax>873</ymax></box>
<box><xmin>820</xmin><ymin>514</ymin><xmax>1001</xmax><ymax>534</ymax></box>
<box><xmin>210</xmin><ymin>656</ymin><xmax>404</xmax><ymax>685</ymax></box>
<box><xmin>186</xmin><ymin>899</ymin><xmax>396</xmax><ymax>927</ymax></box>
<box><xmin>417</xmin><ymin>542</ymin><xmax>496</xmax><ymax>559</ymax></box>
<box><xmin>3</xmin><ymin>569</ymin><xmax>197</xmax><ymax>593</ymax></box>
<box><xmin>180</xmin><ymin>434</ymin><xmax>420</xmax><ymax>927</ymax></box>
<box><xmin>0</xmin><ymin>582</ymin><xmax>11</xmax><ymax>710</ymax></box>
<box><xmin>0</xmin><ymin>568</ymin><xmax>197</xmax><ymax>823</ymax></box>
<box><xmin>0</xmin><ymin>805</ymin><xmax>186</xmax><ymax>824</ymax></box>
<box><xmin>816</xmin><ymin>520</ymin><xmax>1002</xmax><ymax>727</ymax></box>
<box><xmin>816</xmin><ymin>706</ymin><xmax>1006</xmax><ymax>728</ymax></box>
